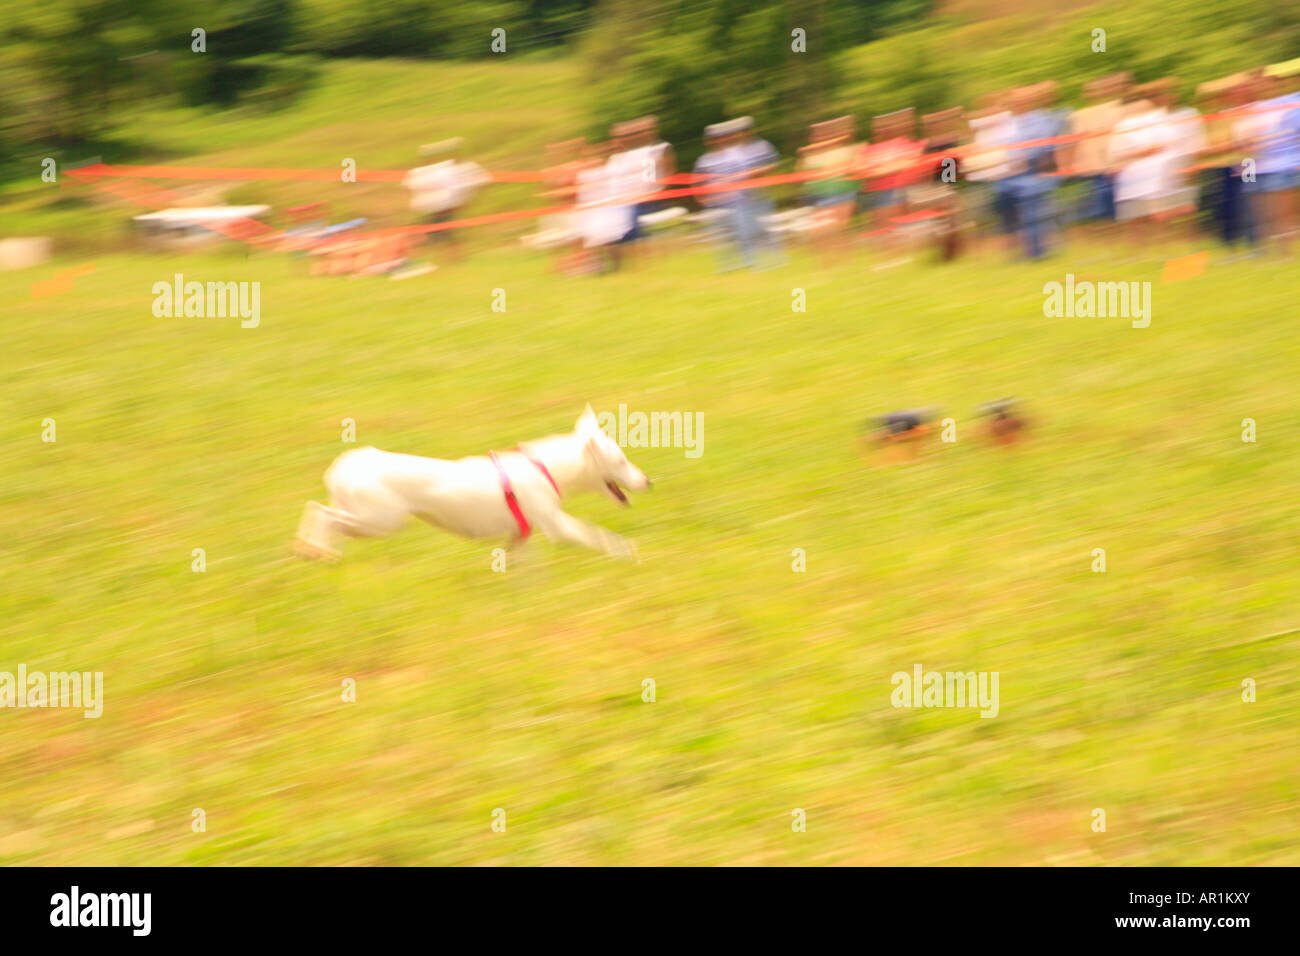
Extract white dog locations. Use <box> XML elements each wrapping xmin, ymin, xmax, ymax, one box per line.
<box><xmin>294</xmin><ymin>405</ymin><xmax>649</xmax><ymax>561</ymax></box>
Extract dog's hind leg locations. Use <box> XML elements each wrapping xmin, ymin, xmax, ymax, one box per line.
<box><xmin>293</xmin><ymin>501</ymin><xmax>342</xmax><ymax>561</ymax></box>
<box><xmin>293</xmin><ymin>499</ymin><xmax>406</xmax><ymax>561</ymax></box>
<box><xmin>535</xmin><ymin>510</ymin><xmax>638</xmax><ymax>562</ymax></box>
<box><xmin>320</xmin><ymin>501</ymin><xmax>400</xmax><ymax>540</ymax></box>
<box><xmin>295</xmin><ymin>502</ymin><xmax>405</xmax><ymax>561</ymax></box>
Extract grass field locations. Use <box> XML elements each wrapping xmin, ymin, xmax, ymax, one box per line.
<box><xmin>3</xmin><ymin>236</ymin><xmax>1298</xmax><ymax>865</ymax></box>
<box><xmin>2</xmin><ymin>57</ymin><xmax>585</xmax><ymax>244</ymax></box>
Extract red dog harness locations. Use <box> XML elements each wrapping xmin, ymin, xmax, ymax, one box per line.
<box><xmin>490</xmin><ymin>448</ymin><xmax>561</xmax><ymax>542</ymax></box>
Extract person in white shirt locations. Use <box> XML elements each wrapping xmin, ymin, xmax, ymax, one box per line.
<box><xmin>1113</xmin><ymin>79</ymin><xmax>1206</xmax><ymax>246</ymax></box>
<box><xmin>1111</xmin><ymin>82</ymin><xmax>1175</xmax><ymax>246</ymax></box>
<box><xmin>1154</xmin><ymin>82</ymin><xmax>1207</xmax><ymax>233</ymax></box>
<box><xmin>963</xmin><ymin>90</ymin><xmax>1016</xmax><ymax>255</ymax></box>
<box><xmin>575</xmin><ymin>139</ymin><xmax>631</xmax><ymax>269</ymax></box>
<box><xmin>402</xmin><ymin>138</ymin><xmax>489</xmax><ymax>260</ymax></box>
<box><xmin>600</xmin><ymin>117</ymin><xmax>677</xmax><ymax>267</ymax></box>
<box><xmin>627</xmin><ymin>116</ymin><xmax>676</xmax><ymax>243</ymax></box>
<box><xmin>602</xmin><ymin>122</ymin><xmax>647</xmax><ymax>268</ymax></box>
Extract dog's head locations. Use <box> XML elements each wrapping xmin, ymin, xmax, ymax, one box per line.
<box><xmin>576</xmin><ymin>404</ymin><xmax>650</xmax><ymax>506</ymax></box>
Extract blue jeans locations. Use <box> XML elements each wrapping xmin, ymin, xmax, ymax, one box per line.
<box><xmin>1247</xmin><ymin>170</ymin><xmax>1300</xmax><ymax>193</ymax></box>
<box><xmin>1073</xmin><ymin>174</ymin><xmax>1115</xmax><ymax>222</ymax></box>
<box><xmin>1006</xmin><ymin>175</ymin><xmax>1054</xmax><ymax>259</ymax></box>
<box><xmin>719</xmin><ymin>194</ymin><xmax>780</xmax><ymax>270</ymax></box>
<box><xmin>1218</xmin><ymin>166</ymin><xmax>1256</xmax><ymax>246</ymax></box>
<box><xmin>992</xmin><ymin>180</ymin><xmax>1017</xmax><ymax>235</ymax></box>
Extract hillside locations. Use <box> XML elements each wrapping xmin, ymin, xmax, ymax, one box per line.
<box><xmin>5</xmin><ymin>0</ymin><xmax>1297</xmax><ymax>248</ymax></box>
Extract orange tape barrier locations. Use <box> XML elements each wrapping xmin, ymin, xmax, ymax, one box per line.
<box><xmin>62</xmin><ymin>100</ymin><xmax>1299</xmax><ymax>188</ymax></box>
<box><xmin>367</xmin><ymin>163</ymin><xmax>955</xmax><ymax>241</ymax></box>
<box><xmin>79</xmin><ymin>174</ymin><xmax>284</xmax><ymax>248</ymax></box>
<box><xmin>68</xmin><ymin>152</ymin><xmax>1257</xmax><ymax>247</ymax></box>
<box><xmin>63</xmin><ymin>98</ymin><xmax>1299</xmax><ymax>246</ymax></box>
<box><xmin>63</xmin><ymin>161</ymin><xmax>803</xmax><ymax>187</ymax></box>
<box><xmin>65</xmin><ymin>163</ymin><xmax>539</xmax><ymax>184</ymax></box>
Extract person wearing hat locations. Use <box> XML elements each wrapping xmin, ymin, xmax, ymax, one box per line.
<box><xmin>692</xmin><ymin>121</ymin><xmax>745</xmax><ymax>268</ymax></box>
<box><xmin>401</xmin><ymin>138</ymin><xmax>489</xmax><ymax>260</ymax></box>
<box><xmin>693</xmin><ymin>116</ymin><xmax>782</xmax><ymax>270</ymax></box>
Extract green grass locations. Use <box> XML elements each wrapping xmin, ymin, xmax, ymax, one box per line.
<box><xmin>2</xmin><ymin>238</ymin><xmax>1297</xmax><ymax>865</ymax></box>
<box><xmin>3</xmin><ymin>57</ymin><xmax>585</xmax><ymax>244</ymax></box>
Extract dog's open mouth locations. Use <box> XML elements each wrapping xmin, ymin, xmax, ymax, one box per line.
<box><xmin>606</xmin><ymin>480</ymin><xmax>629</xmax><ymax>505</ymax></box>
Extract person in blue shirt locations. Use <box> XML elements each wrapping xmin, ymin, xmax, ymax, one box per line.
<box><xmin>693</xmin><ymin>121</ymin><xmax>742</xmax><ymax>268</ymax></box>
<box><xmin>693</xmin><ymin>117</ymin><xmax>783</xmax><ymax>270</ymax></box>
<box><xmin>1246</xmin><ymin>71</ymin><xmax>1300</xmax><ymax>254</ymax></box>
<box><xmin>999</xmin><ymin>83</ymin><xmax>1064</xmax><ymax>260</ymax></box>
<box><xmin>728</xmin><ymin>117</ymin><xmax>783</xmax><ymax>269</ymax></box>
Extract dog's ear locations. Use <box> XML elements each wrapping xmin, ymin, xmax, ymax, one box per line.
<box><xmin>576</xmin><ymin>403</ymin><xmax>599</xmax><ymax>435</ymax></box>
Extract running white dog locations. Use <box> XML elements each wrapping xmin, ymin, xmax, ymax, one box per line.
<box><xmin>294</xmin><ymin>405</ymin><xmax>649</xmax><ymax>561</ymax></box>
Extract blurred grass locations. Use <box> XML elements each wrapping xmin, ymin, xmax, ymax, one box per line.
<box><xmin>2</xmin><ymin>57</ymin><xmax>585</xmax><ymax>246</ymax></box>
<box><xmin>2</xmin><ymin>42</ymin><xmax>1298</xmax><ymax>866</ymax></box>
<box><xmin>1</xmin><ymin>238</ymin><xmax>1297</xmax><ymax>864</ymax></box>
<box><xmin>7</xmin><ymin>3</ymin><xmax>1295</xmax><ymax>247</ymax></box>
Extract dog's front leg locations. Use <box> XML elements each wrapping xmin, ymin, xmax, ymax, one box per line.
<box><xmin>536</xmin><ymin>510</ymin><xmax>638</xmax><ymax>562</ymax></box>
<box><xmin>501</xmin><ymin>535</ymin><xmax>531</xmax><ymax>570</ymax></box>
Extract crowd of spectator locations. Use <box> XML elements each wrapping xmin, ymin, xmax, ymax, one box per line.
<box><xmin>404</xmin><ymin>60</ymin><xmax>1300</xmax><ymax>273</ymax></box>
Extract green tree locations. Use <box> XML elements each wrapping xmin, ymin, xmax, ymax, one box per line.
<box><xmin>584</xmin><ymin>0</ymin><xmax>930</xmax><ymax>165</ymax></box>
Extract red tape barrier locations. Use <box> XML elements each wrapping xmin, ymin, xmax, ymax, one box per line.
<box><xmin>63</xmin><ymin>100</ymin><xmax>1299</xmax><ymax>186</ymax></box>
<box><xmin>64</xmin><ymin>99</ymin><xmax>1298</xmax><ymax>244</ymax></box>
